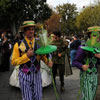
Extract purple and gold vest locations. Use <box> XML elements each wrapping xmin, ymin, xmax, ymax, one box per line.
<box><xmin>18</xmin><ymin>39</ymin><xmax>40</xmax><ymax>74</ymax></box>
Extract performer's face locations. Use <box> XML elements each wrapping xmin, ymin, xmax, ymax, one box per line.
<box><xmin>24</xmin><ymin>26</ymin><xmax>35</xmax><ymax>40</ymax></box>
<box><xmin>90</xmin><ymin>31</ymin><xmax>99</xmax><ymax>40</ymax></box>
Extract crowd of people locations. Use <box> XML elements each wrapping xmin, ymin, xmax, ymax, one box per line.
<box><xmin>0</xmin><ymin>20</ymin><xmax>100</xmax><ymax>100</ymax></box>
<box><xmin>0</xmin><ymin>31</ymin><xmax>24</xmax><ymax>71</ymax></box>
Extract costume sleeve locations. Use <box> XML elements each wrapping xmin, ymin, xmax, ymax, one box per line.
<box><xmin>11</xmin><ymin>43</ymin><xmax>30</xmax><ymax>66</ymax></box>
<box><xmin>72</xmin><ymin>46</ymin><xmax>85</xmax><ymax>70</ymax></box>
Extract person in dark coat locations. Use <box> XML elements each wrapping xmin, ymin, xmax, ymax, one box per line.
<box><xmin>0</xmin><ymin>32</ymin><xmax>11</xmax><ymax>71</ymax></box>
<box><xmin>70</xmin><ymin>35</ymin><xmax>81</xmax><ymax>66</ymax></box>
<box><xmin>52</xmin><ymin>31</ymin><xmax>72</xmax><ymax>92</ymax></box>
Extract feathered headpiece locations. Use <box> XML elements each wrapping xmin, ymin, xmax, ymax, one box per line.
<box><xmin>35</xmin><ymin>29</ymin><xmax>57</xmax><ymax>54</ymax></box>
<box><xmin>81</xmin><ymin>26</ymin><xmax>100</xmax><ymax>53</ymax></box>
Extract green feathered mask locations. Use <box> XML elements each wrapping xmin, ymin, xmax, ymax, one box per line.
<box><xmin>81</xmin><ymin>26</ymin><xmax>100</xmax><ymax>53</ymax></box>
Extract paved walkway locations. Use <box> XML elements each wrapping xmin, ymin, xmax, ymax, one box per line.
<box><xmin>0</xmin><ymin>67</ymin><xmax>80</xmax><ymax>100</ymax></box>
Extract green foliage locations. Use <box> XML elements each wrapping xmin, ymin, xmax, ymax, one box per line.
<box><xmin>0</xmin><ymin>0</ymin><xmax>52</xmax><ymax>32</ymax></box>
<box><xmin>56</xmin><ymin>3</ymin><xmax>78</xmax><ymax>35</ymax></box>
<box><xmin>75</xmin><ymin>4</ymin><xmax>100</xmax><ymax>32</ymax></box>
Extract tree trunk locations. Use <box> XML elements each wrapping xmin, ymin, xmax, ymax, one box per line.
<box><xmin>11</xmin><ymin>21</ymin><xmax>16</xmax><ymax>36</ymax></box>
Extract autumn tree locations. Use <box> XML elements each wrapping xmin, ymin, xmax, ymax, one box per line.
<box><xmin>44</xmin><ymin>13</ymin><xmax>61</xmax><ymax>33</ymax></box>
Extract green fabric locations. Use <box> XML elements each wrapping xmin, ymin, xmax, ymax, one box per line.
<box><xmin>81</xmin><ymin>46</ymin><xmax>100</xmax><ymax>54</ymax></box>
<box><xmin>79</xmin><ymin>26</ymin><xmax>99</xmax><ymax>100</ymax></box>
<box><xmin>23</xmin><ymin>22</ymin><xmax>35</xmax><ymax>25</ymax></box>
<box><xmin>52</xmin><ymin>39</ymin><xmax>68</xmax><ymax>64</ymax></box>
<box><xmin>80</xmin><ymin>68</ymin><xmax>98</xmax><ymax>100</ymax></box>
<box><xmin>35</xmin><ymin>45</ymin><xmax>57</xmax><ymax>54</ymax></box>
<box><xmin>35</xmin><ymin>29</ymin><xmax>57</xmax><ymax>54</ymax></box>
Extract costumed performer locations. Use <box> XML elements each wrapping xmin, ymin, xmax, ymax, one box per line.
<box><xmin>11</xmin><ymin>20</ymin><xmax>53</xmax><ymax>100</ymax></box>
<box><xmin>72</xmin><ymin>26</ymin><xmax>100</xmax><ymax>100</ymax></box>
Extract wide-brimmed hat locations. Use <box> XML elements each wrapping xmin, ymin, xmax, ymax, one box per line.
<box><xmin>88</xmin><ymin>26</ymin><xmax>100</xmax><ymax>31</ymax></box>
<box><xmin>81</xmin><ymin>46</ymin><xmax>100</xmax><ymax>54</ymax></box>
<box><xmin>35</xmin><ymin>45</ymin><xmax>57</xmax><ymax>54</ymax></box>
<box><xmin>86</xmin><ymin>26</ymin><xmax>100</xmax><ymax>33</ymax></box>
<box><xmin>85</xmin><ymin>26</ymin><xmax>100</xmax><ymax>38</ymax></box>
<box><xmin>20</xmin><ymin>21</ymin><xmax>36</xmax><ymax>29</ymax></box>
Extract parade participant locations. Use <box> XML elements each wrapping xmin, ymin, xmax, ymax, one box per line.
<box><xmin>72</xmin><ymin>26</ymin><xmax>100</xmax><ymax>100</ymax></box>
<box><xmin>11</xmin><ymin>20</ymin><xmax>53</xmax><ymax>100</ymax></box>
<box><xmin>52</xmin><ymin>31</ymin><xmax>72</xmax><ymax>92</ymax></box>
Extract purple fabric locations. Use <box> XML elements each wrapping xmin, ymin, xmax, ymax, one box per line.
<box><xmin>72</xmin><ymin>46</ymin><xmax>86</xmax><ymax>70</ymax></box>
<box><xmin>72</xmin><ymin>45</ymin><xmax>100</xmax><ymax>70</ymax></box>
<box><xmin>19</xmin><ymin>69</ymin><xmax>42</xmax><ymax>100</ymax></box>
<box><xmin>22</xmin><ymin>64</ymin><xmax>30</xmax><ymax>74</ymax></box>
<box><xmin>18</xmin><ymin>39</ymin><xmax>42</xmax><ymax>100</ymax></box>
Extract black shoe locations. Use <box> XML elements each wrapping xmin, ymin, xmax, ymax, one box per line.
<box><xmin>60</xmin><ymin>86</ymin><xmax>65</xmax><ymax>92</ymax></box>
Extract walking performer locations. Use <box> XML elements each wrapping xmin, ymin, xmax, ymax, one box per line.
<box><xmin>72</xmin><ymin>26</ymin><xmax>100</xmax><ymax>100</ymax></box>
<box><xmin>11</xmin><ymin>20</ymin><xmax>56</xmax><ymax>100</ymax></box>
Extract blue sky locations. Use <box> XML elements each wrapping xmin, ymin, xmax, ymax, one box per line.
<box><xmin>47</xmin><ymin>0</ymin><xmax>95</xmax><ymax>10</ymax></box>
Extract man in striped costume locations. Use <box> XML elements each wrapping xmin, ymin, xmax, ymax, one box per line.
<box><xmin>11</xmin><ymin>20</ymin><xmax>53</xmax><ymax>100</ymax></box>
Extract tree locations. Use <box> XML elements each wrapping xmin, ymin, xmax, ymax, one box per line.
<box><xmin>44</xmin><ymin>13</ymin><xmax>61</xmax><ymax>33</ymax></box>
<box><xmin>75</xmin><ymin>4</ymin><xmax>100</xmax><ymax>33</ymax></box>
<box><xmin>56</xmin><ymin>3</ymin><xmax>78</xmax><ymax>35</ymax></box>
<box><xmin>0</xmin><ymin>0</ymin><xmax>52</xmax><ymax>35</ymax></box>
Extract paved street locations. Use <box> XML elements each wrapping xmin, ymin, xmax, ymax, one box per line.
<box><xmin>0</xmin><ymin>67</ymin><xmax>80</xmax><ymax>100</ymax></box>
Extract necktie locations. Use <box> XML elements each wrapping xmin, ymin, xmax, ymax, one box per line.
<box><xmin>30</xmin><ymin>41</ymin><xmax>33</xmax><ymax>49</ymax></box>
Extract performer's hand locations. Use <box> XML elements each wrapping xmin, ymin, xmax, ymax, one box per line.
<box><xmin>94</xmin><ymin>54</ymin><xmax>100</xmax><ymax>58</ymax></box>
<box><xmin>48</xmin><ymin>60</ymin><xmax>53</xmax><ymax>67</ymax></box>
<box><xmin>26</xmin><ymin>48</ymin><xmax>34</xmax><ymax>58</ymax></box>
<box><xmin>82</xmin><ymin>64</ymin><xmax>89</xmax><ymax>71</ymax></box>
<box><xmin>41</xmin><ymin>55</ymin><xmax>48</xmax><ymax>64</ymax></box>
<box><xmin>58</xmin><ymin>53</ymin><xmax>61</xmax><ymax>57</ymax></box>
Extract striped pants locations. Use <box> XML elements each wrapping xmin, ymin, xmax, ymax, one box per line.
<box><xmin>80</xmin><ymin>70</ymin><xmax>98</xmax><ymax>100</ymax></box>
<box><xmin>19</xmin><ymin>70</ymin><xmax>42</xmax><ymax>100</ymax></box>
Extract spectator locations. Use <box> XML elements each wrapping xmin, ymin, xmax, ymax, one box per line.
<box><xmin>70</xmin><ymin>35</ymin><xmax>81</xmax><ymax>66</ymax></box>
<box><xmin>0</xmin><ymin>32</ymin><xmax>11</xmax><ymax>71</ymax></box>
